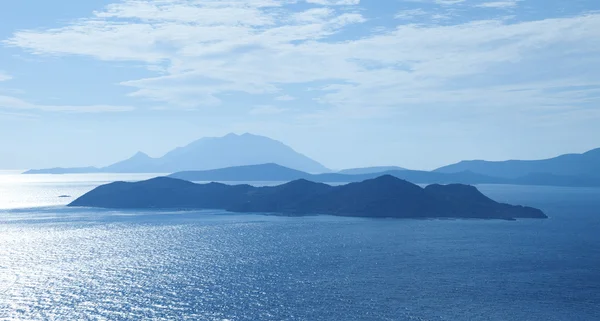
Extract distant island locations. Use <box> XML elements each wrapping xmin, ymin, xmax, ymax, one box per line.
<box><xmin>167</xmin><ymin>163</ymin><xmax>600</xmax><ymax>188</ymax></box>
<box><xmin>68</xmin><ymin>175</ymin><xmax>547</xmax><ymax>220</ymax></box>
<box><xmin>24</xmin><ymin>133</ymin><xmax>329</xmax><ymax>174</ymax></box>
<box><xmin>23</xmin><ymin>133</ymin><xmax>600</xmax><ymax>188</ymax></box>
<box><xmin>436</xmin><ymin>147</ymin><xmax>600</xmax><ymax>179</ymax></box>
<box><xmin>168</xmin><ymin>163</ymin><xmax>507</xmax><ymax>185</ymax></box>
<box><xmin>337</xmin><ymin>166</ymin><xmax>407</xmax><ymax>175</ymax></box>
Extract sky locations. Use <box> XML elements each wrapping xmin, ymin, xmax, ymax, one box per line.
<box><xmin>0</xmin><ymin>0</ymin><xmax>599</xmax><ymax>171</ymax></box>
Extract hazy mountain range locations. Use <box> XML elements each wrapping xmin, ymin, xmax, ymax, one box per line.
<box><xmin>169</xmin><ymin>163</ymin><xmax>505</xmax><ymax>185</ymax></box>
<box><xmin>168</xmin><ymin>163</ymin><xmax>600</xmax><ymax>188</ymax></box>
<box><xmin>337</xmin><ymin>166</ymin><xmax>407</xmax><ymax>175</ymax></box>
<box><xmin>24</xmin><ymin>133</ymin><xmax>600</xmax><ymax>187</ymax></box>
<box><xmin>25</xmin><ymin>133</ymin><xmax>328</xmax><ymax>174</ymax></box>
<box><xmin>435</xmin><ymin>148</ymin><xmax>600</xmax><ymax>178</ymax></box>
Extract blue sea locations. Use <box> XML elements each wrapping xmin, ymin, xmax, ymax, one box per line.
<box><xmin>0</xmin><ymin>172</ymin><xmax>599</xmax><ymax>320</ymax></box>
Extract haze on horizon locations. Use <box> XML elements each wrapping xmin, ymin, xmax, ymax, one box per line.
<box><xmin>0</xmin><ymin>0</ymin><xmax>599</xmax><ymax>171</ymax></box>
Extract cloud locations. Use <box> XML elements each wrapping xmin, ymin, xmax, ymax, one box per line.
<box><xmin>249</xmin><ymin>105</ymin><xmax>289</xmax><ymax>115</ymax></box>
<box><xmin>293</xmin><ymin>8</ymin><xmax>334</xmax><ymax>23</ymax></box>
<box><xmin>4</xmin><ymin>0</ymin><xmax>600</xmax><ymax>123</ymax></box>
<box><xmin>434</xmin><ymin>0</ymin><xmax>466</xmax><ymax>5</ymax></box>
<box><xmin>0</xmin><ymin>95</ymin><xmax>135</xmax><ymax>113</ymax></box>
<box><xmin>476</xmin><ymin>1</ymin><xmax>520</xmax><ymax>8</ymax></box>
<box><xmin>0</xmin><ymin>71</ymin><xmax>12</xmax><ymax>82</ymax></box>
<box><xmin>0</xmin><ymin>110</ymin><xmax>38</xmax><ymax>120</ymax></box>
<box><xmin>394</xmin><ymin>9</ymin><xmax>428</xmax><ymax>20</ymax></box>
<box><xmin>305</xmin><ymin>0</ymin><xmax>360</xmax><ymax>5</ymax></box>
<box><xmin>275</xmin><ymin>94</ymin><xmax>296</xmax><ymax>101</ymax></box>
<box><xmin>401</xmin><ymin>0</ymin><xmax>465</xmax><ymax>4</ymax></box>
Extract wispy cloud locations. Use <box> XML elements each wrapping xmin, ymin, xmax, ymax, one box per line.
<box><xmin>0</xmin><ymin>71</ymin><xmax>12</xmax><ymax>82</ymax></box>
<box><xmin>4</xmin><ymin>0</ymin><xmax>600</xmax><ymax>122</ymax></box>
<box><xmin>395</xmin><ymin>8</ymin><xmax>453</xmax><ymax>22</ymax></box>
<box><xmin>249</xmin><ymin>105</ymin><xmax>289</xmax><ymax>115</ymax></box>
<box><xmin>434</xmin><ymin>0</ymin><xmax>466</xmax><ymax>5</ymax></box>
<box><xmin>0</xmin><ymin>110</ymin><xmax>39</xmax><ymax>120</ymax></box>
<box><xmin>394</xmin><ymin>9</ymin><xmax>428</xmax><ymax>20</ymax></box>
<box><xmin>275</xmin><ymin>94</ymin><xmax>296</xmax><ymax>101</ymax></box>
<box><xmin>305</xmin><ymin>0</ymin><xmax>360</xmax><ymax>5</ymax></box>
<box><xmin>476</xmin><ymin>1</ymin><xmax>520</xmax><ymax>8</ymax></box>
<box><xmin>0</xmin><ymin>95</ymin><xmax>135</xmax><ymax>113</ymax></box>
<box><xmin>402</xmin><ymin>0</ymin><xmax>465</xmax><ymax>5</ymax></box>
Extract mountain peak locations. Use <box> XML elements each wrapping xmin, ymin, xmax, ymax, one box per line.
<box><xmin>148</xmin><ymin>133</ymin><xmax>329</xmax><ymax>173</ymax></box>
<box><xmin>436</xmin><ymin>147</ymin><xmax>600</xmax><ymax>179</ymax></box>
<box><xmin>132</xmin><ymin>151</ymin><xmax>150</xmax><ymax>158</ymax></box>
<box><xmin>25</xmin><ymin>133</ymin><xmax>329</xmax><ymax>174</ymax></box>
<box><xmin>338</xmin><ymin>166</ymin><xmax>407</xmax><ymax>175</ymax></box>
<box><xmin>370</xmin><ymin>174</ymin><xmax>407</xmax><ymax>183</ymax></box>
<box><xmin>583</xmin><ymin>147</ymin><xmax>600</xmax><ymax>157</ymax></box>
<box><xmin>223</xmin><ymin>132</ymin><xmax>272</xmax><ymax>140</ymax></box>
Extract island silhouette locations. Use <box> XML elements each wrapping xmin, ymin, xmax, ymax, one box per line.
<box><xmin>168</xmin><ymin>163</ymin><xmax>600</xmax><ymax>188</ymax></box>
<box><xmin>23</xmin><ymin>133</ymin><xmax>600</xmax><ymax>187</ymax></box>
<box><xmin>25</xmin><ymin>133</ymin><xmax>329</xmax><ymax>174</ymax></box>
<box><xmin>436</xmin><ymin>147</ymin><xmax>600</xmax><ymax>179</ymax></box>
<box><xmin>69</xmin><ymin>175</ymin><xmax>546</xmax><ymax>220</ymax></box>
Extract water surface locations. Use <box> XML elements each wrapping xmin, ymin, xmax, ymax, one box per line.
<box><xmin>0</xmin><ymin>174</ymin><xmax>598</xmax><ymax>320</ymax></box>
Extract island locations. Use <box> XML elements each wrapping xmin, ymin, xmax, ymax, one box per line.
<box><xmin>435</xmin><ymin>147</ymin><xmax>600</xmax><ymax>179</ymax></box>
<box><xmin>68</xmin><ymin>175</ymin><xmax>547</xmax><ymax>220</ymax></box>
<box><xmin>24</xmin><ymin>133</ymin><xmax>329</xmax><ymax>174</ymax></box>
<box><xmin>168</xmin><ymin>163</ymin><xmax>508</xmax><ymax>185</ymax></box>
<box><xmin>168</xmin><ymin>163</ymin><xmax>600</xmax><ymax>188</ymax></box>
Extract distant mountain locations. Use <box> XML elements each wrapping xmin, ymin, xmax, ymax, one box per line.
<box><xmin>338</xmin><ymin>166</ymin><xmax>407</xmax><ymax>175</ymax></box>
<box><xmin>25</xmin><ymin>167</ymin><xmax>101</xmax><ymax>174</ymax></box>
<box><xmin>69</xmin><ymin>175</ymin><xmax>546</xmax><ymax>220</ymax></box>
<box><xmin>169</xmin><ymin>163</ymin><xmax>308</xmax><ymax>182</ymax></box>
<box><xmin>435</xmin><ymin>148</ymin><xmax>600</xmax><ymax>179</ymax></box>
<box><xmin>313</xmin><ymin>169</ymin><xmax>506</xmax><ymax>185</ymax></box>
<box><xmin>103</xmin><ymin>151</ymin><xmax>157</xmax><ymax>173</ymax></box>
<box><xmin>158</xmin><ymin>133</ymin><xmax>327</xmax><ymax>173</ymax></box>
<box><xmin>168</xmin><ymin>163</ymin><xmax>506</xmax><ymax>185</ymax></box>
<box><xmin>169</xmin><ymin>163</ymin><xmax>600</xmax><ymax>188</ymax></box>
<box><xmin>24</xmin><ymin>133</ymin><xmax>329</xmax><ymax>174</ymax></box>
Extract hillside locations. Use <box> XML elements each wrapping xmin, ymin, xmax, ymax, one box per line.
<box><xmin>69</xmin><ymin>175</ymin><xmax>546</xmax><ymax>220</ymax></box>
<box><xmin>24</xmin><ymin>133</ymin><xmax>329</xmax><ymax>174</ymax></box>
<box><xmin>435</xmin><ymin>148</ymin><xmax>600</xmax><ymax>179</ymax></box>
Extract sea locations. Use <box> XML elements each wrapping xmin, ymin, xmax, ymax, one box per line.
<box><xmin>0</xmin><ymin>171</ymin><xmax>599</xmax><ymax>320</ymax></box>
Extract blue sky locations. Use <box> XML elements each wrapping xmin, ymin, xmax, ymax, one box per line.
<box><xmin>0</xmin><ymin>0</ymin><xmax>599</xmax><ymax>170</ymax></box>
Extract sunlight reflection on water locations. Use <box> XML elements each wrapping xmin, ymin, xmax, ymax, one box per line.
<box><xmin>0</xmin><ymin>174</ymin><xmax>599</xmax><ymax>320</ymax></box>
<box><xmin>0</xmin><ymin>172</ymin><xmax>165</xmax><ymax>210</ymax></box>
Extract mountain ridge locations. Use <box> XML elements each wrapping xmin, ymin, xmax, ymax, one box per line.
<box><xmin>24</xmin><ymin>133</ymin><xmax>329</xmax><ymax>174</ymax></box>
<box><xmin>167</xmin><ymin>163</ymin><xmax>600</xmax><ymax>188</ymax></box>
<box><xmin>68</xmin><ymin>175</ymin><xmax>547</xmax><ymax>220</ymax></box>
<box><xmin>435</xmin><ymin>147</ymin><xmax>600</xmax><ymax>179</ymax></box>
<box><xmin>168</xmin><ymin>163</ymin><xmax>507</xmax><ymax>185</ymax></box>
<box><xmin>338</xmin><ymin>166</ymin><xmax>407</xmax><ymax>175</ymax></box>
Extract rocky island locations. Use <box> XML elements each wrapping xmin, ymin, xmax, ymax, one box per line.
<box><xmin>68</xmin><ymin>175</ymin><xmax>547</xmax><ymax>220</ymax></box>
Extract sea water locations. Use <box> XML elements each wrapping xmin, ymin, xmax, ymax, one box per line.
<box><xmin>0</xmin><ymin>172</ymin><xmax>599</xmax><ymax>320</ymax></box>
